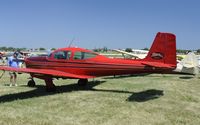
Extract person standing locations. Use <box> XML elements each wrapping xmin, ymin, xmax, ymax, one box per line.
<box><xmin>0</xmin><ymin>52</ymin><xmax>3</xmax><ymax>64</ymax></box>
<box><xmin>7</xmin><ymin>53</ymin><xmax>19</xmax><ymax>86</ymax></box>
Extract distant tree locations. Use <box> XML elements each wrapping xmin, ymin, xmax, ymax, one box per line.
<box><xmin>125</xmin><ymin>48</ymin><xmax>133</xmax><ymax>52</ymax></box>
<box><xmin>19</xmin><ymin>48</ymin><xmax>27</xmax><ymax>51</ymax></box>
<box><xmin>142</xmin><ymin>47</ymin><xmax>149</xmax><ymax>51</ymax></box>
<box><xmin>186</xmin><ymin>50</ymin><xmax>192</xmax><ymax>54</ymax></box>
<box><xmin>196</xmin><ymin>49</ymin><xmax>200</xmax><ymax>54</ymax></box>
<box><xmin>93</xmin><ymin>48</ymin><xmax>101</xmax><ymax>52</ymax></box>
<box><xmin>39</xmin><ymin>48</ymin><xmax>46</xmax><ymax>51</ymax></box>
<box><xmin>176</xmin><ymin>49</ymin><xmax>191</xmax><ymax>54</ymax></box>
<box><xmin>51</xmin><ymin>48</ymin><xmax>56</xmax><ymax>51</ymax></box>
<box><xmin>0</xmin><ymin>46</ymin><xmax>7</xmax><ymax>51</ymax></box>
<box><xmin>0</xmin><ymin>47</ymin><xmax>28</xmax><ymax>51</ymax></box>
<box><xmin>7</xmin><ymin>47</ymin><xmax>15</xmax><ymax>51</ymax></box>
<box><xmin>93</xmin><ymin>48</ymin><xmax>98</xmax><ymax>52</ymax></box>
<box><xmin>19</xmin><ymin>48</ymin><xmax>25</xmax><ymax>51</ymax></box>
<box><xmin>176</xmin><ymin>49</ymin><xmax>182</xmax><ymax>53</ymax></box>
<box><xmin>103</xmin><ymin>46</ymin><xmax>108</xmax><ymax>52</ymax></box>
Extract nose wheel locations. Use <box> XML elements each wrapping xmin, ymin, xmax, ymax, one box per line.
<box><xmin>27</xmin><ymin>79</ymin><xmax>36</xmax><ymax>87</ymax></box>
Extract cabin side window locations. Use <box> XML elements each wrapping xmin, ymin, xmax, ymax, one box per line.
<box><xmin>84</xmin><ymin>52</ymin><xmax>97</xmax><ymax>59</ymax></box>
<box><xmin>54</xmin><ymin>51</ymin><xmax>71</xmax><ymax>60</ymax></box>
<box><xmin>73</xmin><ymin>52</ymin><xmax>82</xmax><ymax>60</ymax></box>
<box><xmin>73</xmin><ymin>52</ymin><xmax>97</xmax><ymax>60</ymax></box>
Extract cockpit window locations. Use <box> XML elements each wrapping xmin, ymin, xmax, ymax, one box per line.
<box><xmin>74</xmin><ymin>52</ymin><xmax>97</xmax><ymax>60</ymax></box>
<box><xmin>54</xmin><ymin>51</ymin><xmax>71</xmax><ymax>60</ymax></box>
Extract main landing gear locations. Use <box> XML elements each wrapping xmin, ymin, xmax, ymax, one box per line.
<box><xmin>44</xmin><ymin>78</ymin><xmax>56</xmax><ymax>92</ymax></box>
<box><xmin>27</xmin><ymin>78</ymin><xmax>56</xmax><ymax>92</ymax></box>
<box><xmin>27</xmin><ymin>78</ymin><xmax>88</xmax><ymax>92</ymax></box>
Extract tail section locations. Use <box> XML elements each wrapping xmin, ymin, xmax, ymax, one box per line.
<box><xmin>144</xmin><ymin>32</ymin><xmax>176</xmax><ymax>67</ymax></box>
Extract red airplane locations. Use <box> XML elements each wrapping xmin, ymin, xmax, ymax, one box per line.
<box><xmin>0</xmin><ymin>32</ymin><xmax>176</xmax><ymax>91</ymax></box>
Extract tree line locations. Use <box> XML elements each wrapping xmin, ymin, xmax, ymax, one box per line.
<box><xmin>0</xmin><ymin>47</ymin><xmax>57</xmax><ymax>51</ymax></box>
<box><xmin>1</xmin><ymin>46</ymin><xmax>200</xmax><ymax>54</ymax></box>
<box><xmin>0</xmin><ymin>47</ymin><xmax>27</xmax><ymax>51</ymax></box>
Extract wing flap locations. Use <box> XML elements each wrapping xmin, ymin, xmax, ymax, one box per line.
<box><xmin>0</xmin><ymin>66</ymin><xmax>94</xmax><ymax>79</ymax></box>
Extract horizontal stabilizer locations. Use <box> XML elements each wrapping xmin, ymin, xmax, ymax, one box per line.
<box><xmin>142</xmin><ymin>62</ymin><xmax>175</xmax><ymax>68</ymax></box>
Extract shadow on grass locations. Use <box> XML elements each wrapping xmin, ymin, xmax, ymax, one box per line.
<box><xmin>127</xmin><ymin>89</ymin><xmax>164</xmax><ymax>102</ymax></box>
<box><xmin>179</xmin><ymin>76</ymin><xmax>194</xmax><ymax>79</ymax></box>
<box><xmin>0</xmin><ymin>81</ymin><xmax>164</xmax><ymax>103</ymax></box>
<box><xmin>0</xmin><ymin>81</ymin><xmax>103</xmax><ymax>103</ymax></box>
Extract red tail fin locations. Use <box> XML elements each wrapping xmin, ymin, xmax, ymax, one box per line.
<box><xmin>144</xmin><ymin>32</ymin><xmax>176</xmax><ymax>67</ymax></box>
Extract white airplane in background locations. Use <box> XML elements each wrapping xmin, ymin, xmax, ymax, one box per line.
<box><xmin>198</xmin><ymin>56</ymin><xmax>200</xmax><ymax>68</ymax></box>
<box><xmin>174</xmin><ymin>52</ymin><xmax>199</xmax><ymax>75</ymax></box>
<box><xmin>112</xmin><ymin>49</ymin><xmax>148</xmax><ymax>59</ymax></box>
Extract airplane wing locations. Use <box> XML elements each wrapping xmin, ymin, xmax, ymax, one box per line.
<box><xmin>142</xmin><ymin>62</ymin><xmax>175</xmax><ymax>68</ymax></box>
<box><xmin>112</xmin><ymin>49</ymin><xmax>140</xmax><ymax>59</ymax></box>
<box><xmin>0</xmin><ymin>66</ymin><xmax>94</xmax><ymax>79</ymax></box>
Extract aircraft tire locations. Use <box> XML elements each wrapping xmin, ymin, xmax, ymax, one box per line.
<box><xmin>27</xmin><ymin>79</ymin><xmax>36</xmax><ymax>87</ymax></box>
<box><xmin>78</xmin><ymin>79</ymin><xmax>88</xmax><ymax>86</ymax></box>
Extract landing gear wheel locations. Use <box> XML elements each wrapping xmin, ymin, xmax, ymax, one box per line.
<box><xmin>78</xmin><ymin>79</ymin><xmax>88</xmax><ymax>86</ymax></box>
<box><xmin>27</xmin><ymin>79</ymin><xmax>36</xmax><ymax>87</ymax></box>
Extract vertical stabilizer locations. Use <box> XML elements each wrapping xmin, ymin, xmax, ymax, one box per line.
<box><xmin>144</xmin><ymin>32</ymin><xmax>176</xmax><ymax>67</ymax></box>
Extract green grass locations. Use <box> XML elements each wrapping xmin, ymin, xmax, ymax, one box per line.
<box><xmin>0</xmin><ymin>72</ymin><xmax>200</xmax><ymax>125</ymax></box>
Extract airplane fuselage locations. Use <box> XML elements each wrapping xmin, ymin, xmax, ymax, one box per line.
<box><xmin>25</xmin><ymin>47</ymin><xmax>173</xmax><ymax>78</ymax></box>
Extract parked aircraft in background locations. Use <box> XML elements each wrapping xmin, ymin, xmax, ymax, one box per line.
<box><xmin>112</xmin><ymin>49</ymin><xmax>148</xmax><ymax>59</ymax></box>
<box><xmin>0</xmin><ymin>32</ymin><xmax>177</xmax><ymax>91</ymax></box>
<box><xmin>198</xmin><ymin>56</ymin><xmax>200</xmax><ymax>68</ymax></box>
<box><xmin>112</xmin><ymin>49</ymin><xmax>141</xmax><ymax>59</ymax></box>
<box><xmin>175</xmin><ymin>52</ymin><xmax>199</xmax><ymax>75</ymax></box>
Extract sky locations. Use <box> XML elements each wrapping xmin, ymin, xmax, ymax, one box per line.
<box><xmin>0</xmin><ymin>0</ymin><xmax>199</xmax><ymax>50</ymax></box>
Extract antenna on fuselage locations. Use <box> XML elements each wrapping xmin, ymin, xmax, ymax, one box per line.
<box><xmin>68</xmin><ymin>38</ymin><xmax>75</xmax><ymax>47</ymax></box>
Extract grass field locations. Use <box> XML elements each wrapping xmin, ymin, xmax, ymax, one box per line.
<box><xmin>0</xmin><ymin>71</ymin><xmax>200</xmax><ymax>125</ymax></box>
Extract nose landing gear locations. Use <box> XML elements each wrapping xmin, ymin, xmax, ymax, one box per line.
<box><xmin>27</xmin><ymin>79</ymin><xmax>36</xmax><ymax>87</ymax></box>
